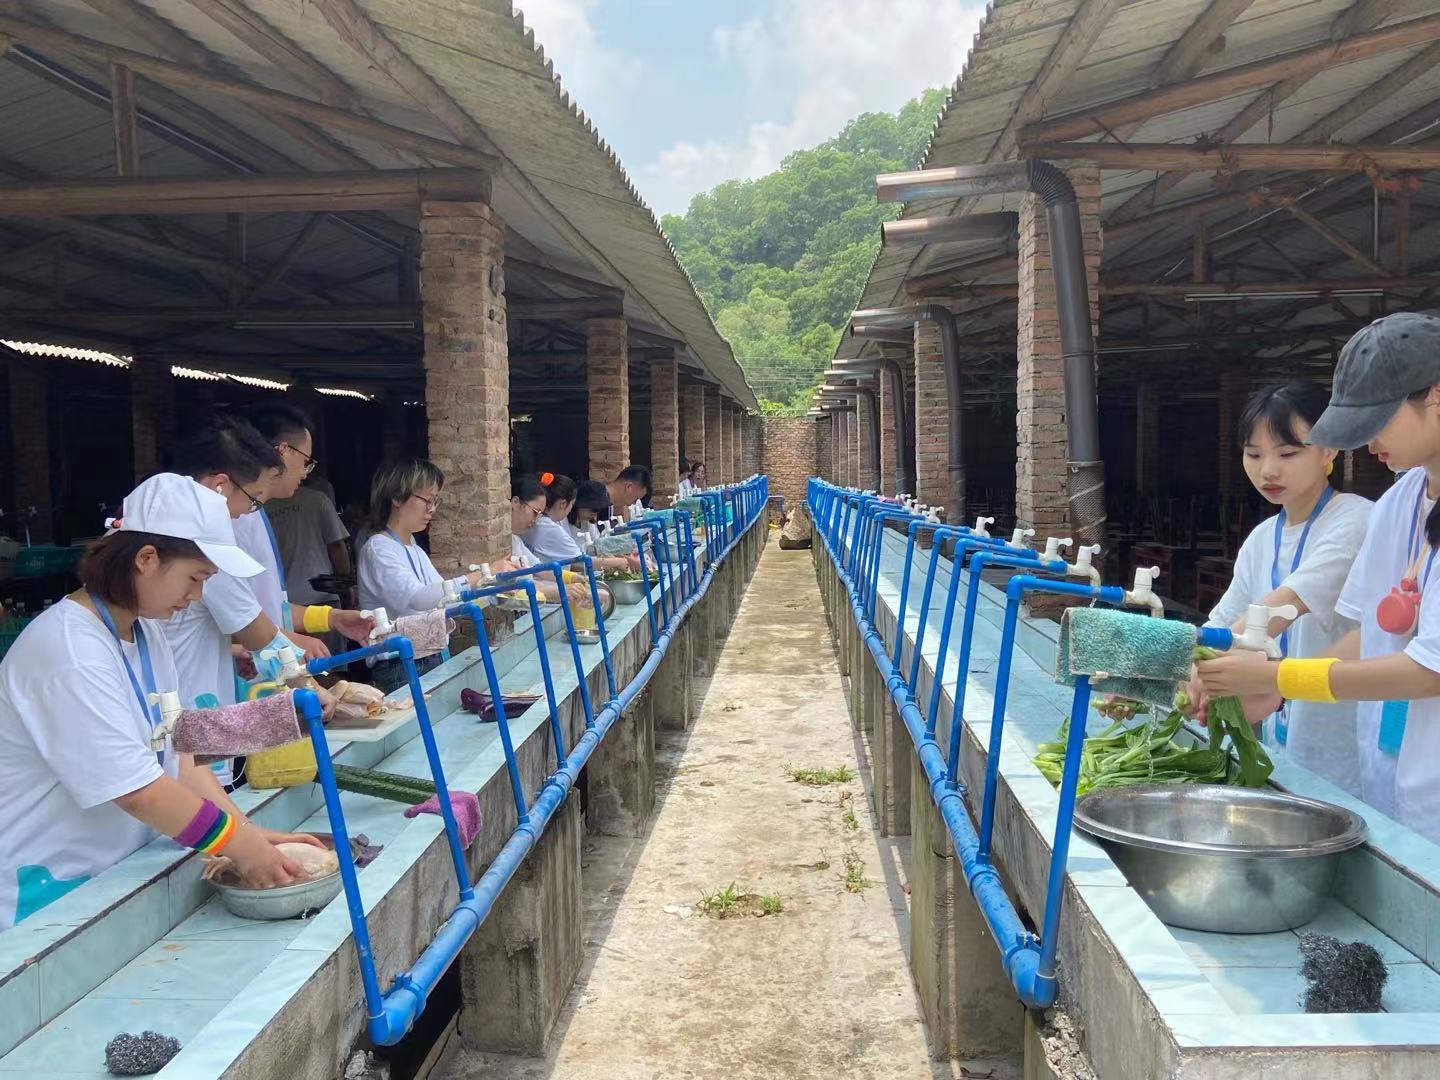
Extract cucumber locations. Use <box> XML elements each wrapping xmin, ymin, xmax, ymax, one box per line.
<box><xmin>332</xmin><ymin>764</ymin><xmax>437</xmax><ymax>804</ymax></box>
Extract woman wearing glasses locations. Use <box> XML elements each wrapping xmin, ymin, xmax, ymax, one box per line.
<box><xmin>358</xmin><ymin>458</ymin><xmax>491</xmax><ymax>691</ymax></box>
<box><xmin>508</xmin><ymin>474</ymin><xmax>594</xmax><ymax>610</ymax></box>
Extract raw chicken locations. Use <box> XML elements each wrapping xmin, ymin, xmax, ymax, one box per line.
<box><xmin>201</xmin><ymin>840</ymin><xmax>339</xmax><ymax>887</ymax></box>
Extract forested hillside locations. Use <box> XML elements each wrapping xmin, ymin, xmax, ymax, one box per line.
<box><xmin>662</xmin><ymin>88</ymin><xmax>946</xmax><ymax>412</ymax></box>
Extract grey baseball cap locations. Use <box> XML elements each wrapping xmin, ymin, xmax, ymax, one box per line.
<box><xmin>1308</xmin><ymin>312</ymin><xmax>1440</xmax><ymax>450</ymax></box>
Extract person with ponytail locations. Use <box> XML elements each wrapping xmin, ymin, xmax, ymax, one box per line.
<box><xmin>0</xmin><ymin>475</ymin><xmax>321</xmax><ymax>928</ymax></box>
<box><xmin>524</xmin><ymin>472</ymin><xmax>641</xmax><ymax>573</ymax></box>
<box><xmin>1186</xmin><ymin>381</ymin><xmax>1370</xmax><ymax>795</ymax></box>
<box><xmin>508</xmin><ymin>473</ymin><xmax>591</xmax><ymax>609</ymax></box>
<box><xmin>1200</xmin><ymin>313</ymin><xmax>1440</xmax><ymax>835</ymax></box>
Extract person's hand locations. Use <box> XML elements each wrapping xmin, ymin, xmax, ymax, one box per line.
<box><xmin>566</xmin><ymin>581</ymin><xmax>592</xmax><ymax>608</ymax></box>
<box><xmin>493</xmin><ymin>557</ymin><xmax>520</xmax><ymax>574</ymax></box>
<box><xmin>226</xmin><ymin>823</ymin><xmax>300</xmax><ymax>889</ymax></box>
<box><xmin>231</xmin><ymin>645</ymin><xmax>257</xmax><ymax>681</ymax></box>
<box><xmin>625</xmin><ymin>552</ymin><xmax>643</xmax><ymax>573</ymax></box>
<box><xmin>330</xmin><ymin>609</ymin><xmax>375</xmax><ymax>644</ymax></box>
<box><xmin>256</xmin><ymin>828</ymin><xmax>324</xmax><ymax>850</ymax></box>
<box><xmin>315</xmin><ymin>685</ymin><xmax>337</xmax><ymax>720</ymax></box>
<box><xmin>285</xmin><ymin>631</ymin><xmax>331</xmax><ymax>661</ymax></box>
<box><xmin>1196</xmin><ymin>650</ymin><xmax>1279</xmax><ymax>698</ymax></box>
<box><xmin>1179</xmin><ymin>665</ymin><xmax>1210</xmax><ymax>723</ymax></box>
<box><xmin>1240</xmin><ymin>692</ymin><xmax>1285</xmax><ymax>727</ymax></box>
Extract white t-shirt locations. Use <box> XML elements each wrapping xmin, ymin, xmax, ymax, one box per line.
<box><xmin>1337</xmin><ymin>467</ymin><xmax>1440</xmax><ymax>835</ymax></box>
<box><xmin>163</xmin><ymin>569</ymin><xmax>261</xmax><ymax>710</ymax></box>
<box><xmin>511</xmin><ymin>532</ymin><xmax>539</xmax><ymax>569</ymax></box>
<box><xmin>523</xmin><ymin>515</ymin><xmax>583</xmax><ymax>563</ymax></box>
<box><xmin>264</xmin><ymin>487</ymin><xmax>348</xmax><ymax>606</ymax></box>
<box><xmin>678</xmin><ymin>477</ymin><xmax>701</xmax><ymax>498</ymax></box>
<box><xmin>358</xmin><ymin>531</ymin><xmax>464</xmax><ymax>618</ymax></box>
<box><xmin>1208</xmin><ymin>492</ymin><xmax>1370</xmax><ymax>796</ymax></box>
<box><xmin>234</xmin><ymin>509</ymin><xmax>286</xmax><ymax>629</ymax></box>
<box><xmin>0</xmin><ymin>599</ymin><xmax>182</xmax><ymax>929</ymax></box>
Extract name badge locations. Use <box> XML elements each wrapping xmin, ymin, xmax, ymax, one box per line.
<box><xmin>1378</xmin><ymin>700</ymin><xmax>1409</xmax><ymax>756</ymax></box>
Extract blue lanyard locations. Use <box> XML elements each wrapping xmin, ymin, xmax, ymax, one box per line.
<box><xmin>1405</xmin><ymin>482</ymin><xmax>1440</xmax><ymax>592</ymax></box>
<box><xmin>256</xmin><ymin>508</ymin><xmax>293</xmax><ymax>631</ymax></box>
<box><xmin>88</xmin><ymin>594</ymin><xmax>164</xmax><ymax>765</ymax></box>
<box><xmin>387</xmin><ymin>530</ymin><xmax>426</xmax><ymax>582</ymax></box>
<box><xmin>1270</xmin><ymin>486</ymin><xmax>1335</xmax><ymax>658</ymax></box>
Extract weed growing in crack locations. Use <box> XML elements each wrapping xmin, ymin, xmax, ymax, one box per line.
<box><xmin>842</xmin><ymin>808</ymin><xmax>859</xmax><ymax>831</ymax></box>
<box><xmin>841</xmin><ymin>852</ymin><xmax>875</xmax><ymax>895</ymax></box>
<box><xmin>698</xmin><ymin>882</ymin><xmax>743</xmax><ymax>916</ymax></box>
<box><xmin>785</xmin><ymin>763</ymin><xmax>856</xmax><ymax>786</ymax></box>
<box><xmin>761</xmin><ymin>894</ymin><xmax>785</xmax><ymax>915</ymax></box>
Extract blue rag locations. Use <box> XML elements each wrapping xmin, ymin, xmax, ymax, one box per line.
<box><xmin>1055</xmin><ymin>607</ymin><xmax>1197</xmax><ymax>710</ymax></box>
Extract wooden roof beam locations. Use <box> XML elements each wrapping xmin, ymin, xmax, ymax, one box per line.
<box><xmin>0</xmin><ymin>15</ymin><xmax>501</xmax><ymax>171</ymax></box>
<box><xmin>1148</xmin><ymin>0</ymin><xmax>1257</xmax><ymax>87</ymax></box>
<box><xmin>1017</xmin><ymin>11</ymin><xmax>1440</xmax><ymax>145</ymax></box>
<box><xmin>1024</xmin><ymin>142</ymin><xmax>1440</xmax><ymax>171</ymax></box>
<box><xmin>903</xmin><ymin>251</ymin><xmax>1017</xmax><ymax>295</ymax></box>
<box><xmin>0</xmin><ymin>168</ymin><xmax>491</xmax><ymax>216</ymax></box>
<box><xmin>1268</xmin><ymin>195</ymin><xmax>1390</xmax><ymax>277</ymax></box>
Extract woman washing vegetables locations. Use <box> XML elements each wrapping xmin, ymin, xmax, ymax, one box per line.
<box><xmin>523</xmin><ymin>472</ymin><xmax>641</xmax><ymax>574</ymax></box>
<box><xmin>0</xmin><ymin>474</ymin><xmax>322</xmax><ymax>928</ymax></box>
<box><xmin>1199</xmin><ymin>313</ymin><xmax>1440</xmax><ymax>836</ymax></box>
<box><xmin>1189</xmin><ymin>381</ymin><xmax>1371</xmax><ymax>796</ymax></box>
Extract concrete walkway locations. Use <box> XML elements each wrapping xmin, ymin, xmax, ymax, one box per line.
<box><xmin>438</xmin><ymin>543</ymin><xmax>956</xmax><ymax>1079</ymax></box>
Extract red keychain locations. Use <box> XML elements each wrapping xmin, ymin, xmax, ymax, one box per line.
<box><xmin>1378</xmin><ymin>578</ymin><xmax>1423</xmax><ymax>636</ymax></box>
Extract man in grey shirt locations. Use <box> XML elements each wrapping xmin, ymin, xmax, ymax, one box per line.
<box><xmin>265</xmin><ymin>479</ymin><xmax>350</xmax><ymax>605</ymax></box>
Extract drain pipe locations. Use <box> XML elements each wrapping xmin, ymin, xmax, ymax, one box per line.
<box><xmin>834</xmin><ymin>355</ymin><xmax>913</xmax><ymax>496</ymax></box>
<box><xmin>875</xmin><ymin>160</ymin><xmax>1106</xmax><ymax>545</ymax></box>
<box><xmin>819</xmin><ymin>383</ymin><xmax>879</xmax><ymax>489</ymax></box>
<box><xmin>850</xmin><ymin>305</ymin><xmax>965</xmax><ymax>520</ymax></box>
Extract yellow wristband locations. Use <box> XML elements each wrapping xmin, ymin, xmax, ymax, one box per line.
<box><xmin>302</xmin><ymin>605</ymin><xmax>333</xmax><ymax>634</ymax></box>
<box><xmin>561</xmin><ymin>570</ymin><xmax>580</xmax><ymax>584</ymax></box>
<box><xmin>1276</xmin><ymin>657</ymin><xmax>1339</xmax><ymax>703</ymax></box>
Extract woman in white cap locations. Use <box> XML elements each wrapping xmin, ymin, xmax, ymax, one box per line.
<box><xmin>1200</xmin><ymin>312</ymin><xmax>1440</xmax><ymax>838</ymax></box>
<box><xmin>0</xmin><ymin>474</ymin><xmax>321</xmax><ymax>929</ymax></box>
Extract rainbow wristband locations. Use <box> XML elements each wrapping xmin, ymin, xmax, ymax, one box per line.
<box><xmin>302</xmin><ymin>605</ymin><xmax>333</xmax><ymax>634</ymax></box>
<box><xmin>176</xmin><ymin>800</ymin><xmax>237</xmax><ymax>855</ymax></box>
<box><xmin>1276</xmin><ymin>657</ymin><xmax>1340</xmax><ymax>704</ymax></box>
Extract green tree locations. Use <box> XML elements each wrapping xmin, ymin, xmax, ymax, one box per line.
<box><xmin>664</xmin><ymin>87</ymin><xmax>947</xmax><ymax>413</ymax></box>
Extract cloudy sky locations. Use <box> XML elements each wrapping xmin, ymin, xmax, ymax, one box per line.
<box><xmin>515</xmin><ymin>0</ymin><xmax>986</xmax><ymax>216</ymax></box>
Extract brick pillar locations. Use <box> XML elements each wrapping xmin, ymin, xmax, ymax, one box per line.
<box><xmin>728</xmin><ymin>404</ymin><xmax>742</xmax><ymax>481</ymax></box>
<box><xmin>586</xmin><ymin>317</ymin><xmax>629</xmax><ymax>483</ymax></box>
<box><xmin>704</xmin><ymin>388</ymin><xmax>722</xmax><ymax>483</ymax></box>
<box><xmin>818</xmin><ymin>415</ymin><xmax>834</xmax><ymax>482</ymax></box>
<box><xmin>880</xmin><ymin>368</ymin><xmax>899</xmax><ymax>496</ymax></box>
<box><xmin>420</xmin><ymin>200</ymin><xmax>509</xmax><ymax>569</ymax></box>
<box><xmin>855</xmin><ymin>384</ymin><xmax>879</xmax><ymax>490</ymax></box>
<box><xmin>1217</xmin><ymin>366</ymin><xmax>1249</xmax><ymax>499</ymax></box>
<box><xmin>649</xmin><ymin>353</ymin><xmax>680</xmax><ymax>503</ymax></box>
<box><xmin>8</xmin><ymin>355</ymin><xmax>52</xmax><ymax>541</ymax></box>
<box><xmin>837</xmin><ymin>410</ymin><xmax>851</xmax><ymax>487</ymax></box>
<box><xmin>1135</xmin><ymin>381</ymin><xmax>1160</xmax><ymax>495</ymax></box>
<box><xmin>717</xmin><ymin>398</ymin><xmax>731</xmax><ymax>484</ymax></box>
<box><xmin>130</xmin><ymin>355</ymin><xmax>174</xmax><ymax>481</ymax></box>
<box><xmin>682</xmin><ymin>381</ymin><xmax>706</xmax><ymax>473</ymax></box>
<box><xmin>1016</xmin><ymin>163</ymin><xmax>1101</xmax><ymax>535</ymax></box>
<box><xmin>914</xmin><ymin>321</ymin><xmax>949</xmax><ymax>511</ymax></box>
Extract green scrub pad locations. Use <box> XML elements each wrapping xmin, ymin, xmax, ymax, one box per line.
<box><xmin>1055</xmin><ymin>607</ymin><xmax>1197</xmax><ymax>710</ymax></box>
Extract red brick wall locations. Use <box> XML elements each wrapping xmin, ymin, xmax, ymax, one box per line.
<box><xmin>586</xmin><ymin>317</ymin><xmax>629</xmax><ymax>484</ymax></box>
<box><xmin>1016</xmin><ymin>163</ymin><xmax>1100</xmax><ymax>535</ymax></box>
<box><xmin>420</xmin><ymin>200</ymin><xmax>510</xmax><ymax>568</ymax></box>
<box><xmin>742</xmin><ymin>413</ymin><xmax>763</xmax><ymax>478</ymax></box>
<box><xmin>914</xmin><ymin>320</ymin><xmax>948</xmax><ymax>510</ymax></box>
<box><xmin>704</xmin><ymin>389</ymin><xmax>722</xmax><ymax>483</ymax></box>
<box><xmin>682</xmin><ymin>382</ymin><xmax>706</xmax><ymax>469</ymax></box>
<box><xmin>760</xmin><ymin>416</ymin><xmax>818</xmax><ymax>507</ymax></box>
<box><xmin>649</xmin><ymin>354</ymin><xmax>680</xmax><ymax>503</ymax></box>
<box><xmin>817</xmin><ymin>415</ymin><xmax>835</xmax><ymax>482</ymax></box>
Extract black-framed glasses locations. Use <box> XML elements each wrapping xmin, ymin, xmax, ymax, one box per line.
<box><xmin>409</xmin><ymin>493</ymin><xmax>440</xmax><ymax>513</ymax></box>
<box><xmin>237</xmin><ymin>484</ymin><xmax>263</xmax><ymax>512</ymax></box>
<box><xmin>279</xmin><ymin>442</ymin><xmax>319</xmax><ymax>476</ymax></box>
<box><xmin>520</xmin><ymin>499</ymin><xmax>545</xmax><ymax>523</ymax></box>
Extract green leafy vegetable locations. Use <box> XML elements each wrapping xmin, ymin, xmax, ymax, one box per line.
<box><xmin>1194</xmin><ymin>646</ymin><xmax>1274</xmax><ymax>787</ymax></box>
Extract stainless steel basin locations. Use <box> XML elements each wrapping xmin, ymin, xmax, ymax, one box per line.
<box><xmin>606</xmin><ymin>577</ymin><xmax>652</xmax><ymax>605</ymax></box>
<box><xmin>1074</xmin><ymin>784</ymin><xmax>1366</xmax><ymax>933</ymax></box>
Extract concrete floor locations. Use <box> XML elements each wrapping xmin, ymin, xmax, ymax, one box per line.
<box><xmin>438</xmin><ymin>544</ymin><xmax>994</xmax><ymax>1080</ymax></box>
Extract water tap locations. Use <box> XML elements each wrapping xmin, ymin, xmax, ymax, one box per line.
<box><xmin>1066</xmin><ymin>543</ymin><xmax>1102</xmax><ymax>585</ymax></box>
<box><xmin>1042</xmin><ymin>536</ymin><xmax>1072</xmax><ymax>561</ymax></box>
<box><xmin>1124</xmin><ymin>566</ymin><xmax>1164</xmax><ymax>617</ymax></box>
<box><xmin>972</xmin><ymin>516</ymin><xmax>995</xmax><ymax>539</ymax></box>
<box><xmin>365</xmin><ymin>606</ymin><xmax>394</xmax><ymax>641</ymax></box>
<box><xmin>147</xmin><ymin>690</ymin><xmax>182</xmax><ymax>749</ymax></box>
<box><xmin>924</xmin><ymin>506</ymin><xmax>942</xmax><ymax>525</ymax></box>
<box><xmin>468</xmin><ymin>563</ymin><xmax>495</xmax><ymax>585</ymax></box>
<box><xmin>1232</xmin><ymin>603</ymin><xmax>1299</xmax><ymax>658</ymax></box>
<box><xmin>1008</xmin><ymin>527</ymin><xmax>1036</xmax><ymax>551</ymax></box>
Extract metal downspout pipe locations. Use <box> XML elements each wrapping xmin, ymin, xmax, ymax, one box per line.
<box><xmin>874</xmin><ymin>160</ymin><xmax>1107</xmax><ymax>544</ymax></box>
<box><xmin>819</xmin><ymin>384</ymin><xmax>879</xmax><ymax>488</ymax></box>
<box><xmin>849</xmin><ymin>305</ymin><xmax>966</xmax><ymax>520</ymax></box>
<box><xmin>834</xmin><ymin>354</ymin><xmax>913</xmax><ymax>496</ymax></box>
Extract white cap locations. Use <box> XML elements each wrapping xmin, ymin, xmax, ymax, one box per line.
<box><xmin>119</xmin><ymin>474</ymin><xmax>264</xmax><ymax>578</ymax></box>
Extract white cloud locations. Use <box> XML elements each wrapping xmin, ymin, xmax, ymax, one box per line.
<box><xmin>512</xmin><ymin>0</ymin><xmax>637</xmax><ymax>107</ymax></box>
<box><xmin>639</xmin><ymin>0</ymin><xmax>986</xmax><ymax>214</ymax></box>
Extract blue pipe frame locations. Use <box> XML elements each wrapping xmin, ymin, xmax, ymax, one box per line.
<box><xmin>807</xmin><ymin>478</ymin><xmax>1235</xmax><ymax>1009</ymax></box>
<box><xmin>299</xmin><ymin>476</ymin><xmax>768</xmax><ymax>1045</ymax></box>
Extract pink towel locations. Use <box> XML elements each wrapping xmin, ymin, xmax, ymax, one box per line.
<box><xmin>392</xmin><ymin>610</ymin><xmax>450</xmax><ymax>660</ymax></box>
<box><xmin>172</xmin><ymin>692</ymin><xmax>300</xmax><ymax>758</ymax></box>
<box><xmin>404</xmin><ymin>791</ymin><xmax>483</xmax><ymax>848</ymax></box>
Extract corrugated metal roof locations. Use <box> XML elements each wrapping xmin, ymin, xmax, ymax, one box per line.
<box><xmin>3</xmin><ymin>0</ymin><xmax>756</xmax><ymax>406</ymax></box>
<box><xmin>840</xmin><ymin>0</ymin><xmax>1440</xmax><ymax>362</ymax></box>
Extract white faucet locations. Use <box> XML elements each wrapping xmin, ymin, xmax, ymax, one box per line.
<box><xmin>1008</xmin><ymin>526</ymin><xmax>1036</xmax><ymax>551</ymax></box>
<box><xmin>972</xmin><ymin>515</ymin><xmax>994</xmax><ymax>538</ymax></box>
<box><xmin>1124</xmin><ymin>566</ymin><xmax>1164</xmax><ymax>616</ymax></box>
<box><xmin>1066</xmin><ymin>543</ymin><xmax>1102</xmax><ymax>585</ymax></box>
<box><xmin>364</xmin><ymin>606</ymin><xmax>394</xmax><ymax>642</ymax></box>
<box><xmin>148</xmin><ymin>690</ymin><xmax>183</xmax><ymax>750</ymax></box>
<box><xmin>1232</xmin><ymin>603</ymin><xmax>1299</xmax><ymax>658</ymax></box>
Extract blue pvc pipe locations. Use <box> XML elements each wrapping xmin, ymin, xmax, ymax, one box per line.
<box><xmin>496</xmin><ymin>561</ymin><xmax>595</xmax><ymax>729</ymax></box>
<box><xmin>364</xmin><ymin>479</ymin><xmax>768</xmax><ymax>1044</ymax></box>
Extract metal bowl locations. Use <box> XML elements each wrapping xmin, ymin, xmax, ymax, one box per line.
<box><xmin>207</xmin><ymin>835</ymin><xmax>345</xmax><ymax>921</ymax></box>
<box><xmin>606</xmin><ymin>577</ymin><xmax>652</xmax><ymax>605</ymax></box>
<box><xmin>1074</xmin><ymin>784</ymin><xmax>1366</xmax><ymax>934</ymax></box>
